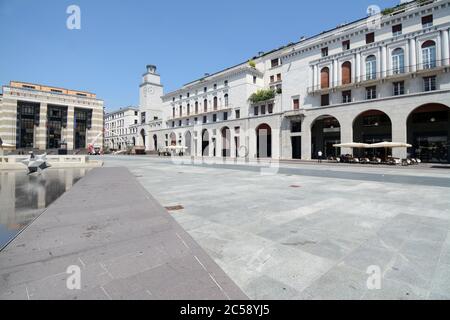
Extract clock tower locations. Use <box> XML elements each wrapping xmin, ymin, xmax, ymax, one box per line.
<box><xmin>139</xmin><ymin>64</ymin><xmax>164</xmax><ymax>122</ymax></box>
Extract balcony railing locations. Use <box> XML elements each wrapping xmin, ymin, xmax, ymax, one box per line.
<box><xmin>307</xmin><ymin>59</ymin><xmax>449</xmax><ymax>94</ymax></box>
<box><xmin>168</xmin><ymin>104</ymin><xmax>233</xmax><ymax>120</ymax></box>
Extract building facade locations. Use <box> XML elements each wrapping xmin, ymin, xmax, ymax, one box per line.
<box><xmin>132</xmin><ymin>0</ymin><xmax>450</xmax><ymax>163</ymax></box>
<box><xmin>104</xmin><ymin>107</ymin><xmax>140</xmax><ymax>150</ymax></box>
<box><xmin>0</xmin><ymin>81</ymin><xmax>104</xmax><ymax>152</ymax></box>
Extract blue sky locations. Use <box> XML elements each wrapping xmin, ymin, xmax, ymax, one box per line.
<box><xmin>0</xmin><ymin>0</ymin><xmax>399</xmax><ymax>111</ymax></box>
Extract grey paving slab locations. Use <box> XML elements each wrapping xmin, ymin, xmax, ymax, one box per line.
<box><xmin>0</xmin><ymin>167</ymin><xmax>247</xmax><ymax>300</ymax></box>
<box><xmin>96</xmin><ymin>156</ymin><xmax>450</xmax><ymax>300</ymax></box>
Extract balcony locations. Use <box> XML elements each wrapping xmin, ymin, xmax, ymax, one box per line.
<box><xmin>168</xmin><ymin>104</ymin><xmax>233</xmax><ymax>121</ymax></box>
<box><xmin>307</xmin><ymin>59</ymin><xmax>449</xmax><ymax>95</ymax></box>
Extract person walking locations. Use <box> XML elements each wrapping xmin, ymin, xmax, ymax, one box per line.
<box><xmin>318</xmin><ymin>150</ymin><xmax>323</xmax><ymax>163</ymax></box>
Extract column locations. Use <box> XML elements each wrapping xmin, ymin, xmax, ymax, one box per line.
<box><xmin>405</xmin><ymin>41</ymin><xmax>410</xmax><ymax>72</ymax></box>
<box><xmin>355</xmin><ymin>53</ymin><xmax>361</xmax><ymax>82</ymax></box>
<box><xmin>301</xmin><ymin>121</ymin><xmax>311</xmax><ymax>160</ymax></box>
<box><xmin>333</xmin><ymin>59</ymin><xmax>338</xmax><ymax>85</ymax></box>
<box><xmin>340</xmin><ymin>122</ymin><xmax>353</xmax><ymax>156</ymax></box>
<box><xmin>36</xmin><ymin>103</ymin><xmax>47</xmax><ymax>150</ymax></box>
<box><xmin>309</xmin><ymin>66</ymin><xmax>315</xmax><ymax>90</ymax></box>
<box><xmin>392</xmin><ymin>115</ymin><xmax>408</xmax><ymax>159</ymax></box>
<box><xmin>66</xmin><ymin>105</ymin><xmax>75</xmax><ymax>151</ymax></box>
<box><xmin>313</xmin><ymin>65</ymin><xmax>319</xmax><ymax>88</ymax></box>
<box><xmin>441</xmin><ymin>29</ymin><xmax>450</xmax><ymax>66</ymax></box>
<box><xmin>381</xmin><ymin>46</ymin><xmax>387</xmax><ymax>78</ymax></box>
<box><xmin>410</xmin><ymin>38</ymin><xmax>417</xmax><ymax>72</ymax></box>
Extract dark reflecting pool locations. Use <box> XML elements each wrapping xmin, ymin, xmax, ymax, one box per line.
<box><xmin>0</xmin><ymin>168</ymin><xmax>89</xmax><ymax>250</ymax></box>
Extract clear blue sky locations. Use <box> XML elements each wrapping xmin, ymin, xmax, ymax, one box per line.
<box><xmin>0</xmin><ymin>0</ymin><xmax>399</xmax><ymax>111</ymax></box>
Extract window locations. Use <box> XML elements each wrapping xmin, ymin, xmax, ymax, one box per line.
<box><xmin>253</xmin><ymin>76</ymin><xmax>257</xmax><ymax>84</ymax></box>
<box><xmin>277</xmin><ymin>74</ymin><xmax>282</xmax><ymax>82</ymax></box>
<box><xmin>422</xmin><ymin>41</ymin><xmax>437</xmax><ymax>69</ymax></box>
<box><xmin>254</xmin><ymin>106</ymin><xmax>259</xmax><ymax>116</ymax></box>
<box><xmin>213</xmin><ymin>96</ymin><xmax>218</xmax><ymax>110</ymax></box>
<box><xmin>366</xmin><ymin>32</ymin><xmax>375</xmax><ymax>44</ymax></box>
<box><xmin>134</xmin><ymin>111</ymin><xmax>138</xmax><ymax>116</ymax></box>
<box><xmin>321</xmin><ymin>47</ymin><xmax>328</xmax><ymax>57</ymax></box>
<box><xmin>291</xmin><ymin>121</ymin><xmax>302</xmax><ymax>133</ymax></box>
<box><xmin>392</xmin><ymin>48</ymin><xmax>405</xmax><ymax>74</ymax></box>
<box><xmin>393</xmin><ymin>81</ymin><xmax>405</xmax><ymax>96</ymax></box>
<box><xmin>366</xmin><ymin>86</ymin><xmax>377</xmax><ymax>100</ymax></box>
<box><xmin>271</xmin><ymin>58</ymin><xmax>280</xmax><ymax>68</ymax></box>
<box><xmin>423</xmin><ymin>76</ymin><xmax>437</xmax><ymax>92</ymax></box>
<box><xmin>134</xmin><ymin>119</ymin><xmax>138</xmax><ymax>124</ymax></box>
<box><xmin>293</xmin><ymin>98</ymin><xmax>300</xmax><ymax>110</ymax></box>
<box><xmin>392</xmin><ymin>24</ymin><xmax>402</xmax><ymax>36</ymax></box>
<box><xmin>195</xmin><ymin>101</ymin><xmax>199</xmax><ymax>114</ymax></box>
<box><xmin>172</xmin><ymin>97</ymin><xmax>175</xmax><ymax>102</ymax></box>
<box><xmin>342</xmin><ymin>90</ymin><xmax>352</xmax><ymax>103</ymax></box>
<box><xmin>270</xmin><ymin>75</ymin><xmax>275</xmax><ymax>83</ymax></box>
<box><xmin>342</xmin><ymin>40</ymin><xmax>350</xmax><ymax>51</ymax></box>
<box><xmin>320</xmin><ymin>67</ymin><xmax>330</xmax><ymax>88</ymax></box>
<box><xmin>179</xmin><ymin>95</ymin><xmax>182</xmax><ymax>100</ymax></box>
<box><xmin>422</xmin><ymin>15</ymin><xmax>433</xmax><ymax>28</ymax></box>
<box><xmin>224</xmin><ymin>80</ymin><xmax>228</xmax><ymax>87</ymax></box>
<box><xmin>235</xmin><ymin>110</ymin><xmax>240</xmax><ymax>119</ymax></box>
<box><xmin>186</xmin><ymin>119</ymin><xmax>190</xmax><ymax>126</ymax></box>
<box><xmin>204</xmin><ymin>87</ymin><xmax>207</xmax><ymax>93</ymax></box>
<box><xmin>212</xmin><ymin>114</ymin><xmax>217</xmax><ymax>122</ymax></box>
<box><xmin>268</xmin><ymin>104</ymin><xmax>273</xmax><ymax>114</ymax></box>
<box><xmin>141</xmin><ymin>112</ymin><xmax>146</xmax><ymax>124</ymax></box>
<box><xmin>213</xmin><ymin>84</ymin><xmax>217</xmax><ymax>90</ymax></box>
<box><xmin>203</xmin><ymin>116</ymin><xmax>207</xmax><ymax>124</ymax></box>
<box><xmin>178</xmin><ymin>120</ymin><xmax>182</xmax><ymax>127</ymax></box>
<box><xmin>172</xmin><ymin>121</ymin><xmax>175</xmax><ymax>128</ymax></box>
<box><xmin>365</xmin><ymin>55</ymin><xmax>377</xmax><ymax>80</ymax></box>
<box><xmin>261</xmin><ymin>105</ymin><xmax>266</xmax><ymax>115</ymax></box>
<box><xmin>204</xmin><ymin>99</ymin><xmax>208</xmax><ymax>112</ymax></box>
<box><xmin>224</xmin><ymin>94</ymin><xmax>229</xmax><ymax>107</ymax></box>
<box><xmin>321</xmin><ymin>94</ymin><xmax>329</xmax><ymax>106</ymax></box>
<box><xmin>187</xmin><ymin>104</ymin><xmax>190</xmax><ymax>115</ymax></box>
<box><xmin>223</xmin><ymin>112</ymin><xmax>228</xmax><ymax>121</ymax></box>
<box><xmin>341</xmin><ymin>61</ymin><xmax>352</xmax><ymax>85</ymax></box>
<box><xmin>179</xmin><ymin>106</ymin><xmax>182</xmax><ymax>117</ymax></box>
<box><xmin>187</xmin><ymin>93</ymin><xmax>190</xmax><ymax>98</ymax></box>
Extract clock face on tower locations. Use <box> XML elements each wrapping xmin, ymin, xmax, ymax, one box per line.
<box><xmin>147</xmin><ymin>87</ymin><xmax>154</xmax><ymax>95</ymax></box>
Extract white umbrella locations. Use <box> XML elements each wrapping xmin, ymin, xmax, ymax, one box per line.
<box><xmin>368</xmin><ymin>142</ymin><xmax>412</xmax><ymax>148</ymax></box>
<box><xmin>333</xmin><ymin>142</ymin><xmax>371</xmax><ymax>148</ymax></box>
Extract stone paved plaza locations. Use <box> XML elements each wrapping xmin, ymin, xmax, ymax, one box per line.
<box><xmin>102</xmin><ymin>156</ymin><xmax>450</xmax><ymax>300</ymax></box>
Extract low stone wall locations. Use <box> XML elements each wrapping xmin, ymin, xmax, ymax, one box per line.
<box><xmin>0</xmin><ymin>155</ymin><xmax>103</xmax><ymax>170</ymax></box>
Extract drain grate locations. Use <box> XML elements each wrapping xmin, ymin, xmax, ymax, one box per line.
<box><xmin>165</xmin><ymin>205</ymin><xmax>184</xmax><ymax>212</ymax></box>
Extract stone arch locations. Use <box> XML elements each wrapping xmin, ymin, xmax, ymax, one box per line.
<box><xmin>407</xmin><ymin>103</ymin><xmax>449</xmax><ymax>163</ymax></box>
<box><xmin>256</xmin><ymin>123</ymin><xmax>272</xmax><ymax>158</ymax></box>
<box><xmin>310</xmin><ymin>115</ymin><xmax>341</xmax><ymax>159</ymax></box>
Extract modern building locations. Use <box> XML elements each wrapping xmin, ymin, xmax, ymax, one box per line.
<box><xmin>131</xmin><ymin>0</ymin><xmax>450</xmax><ymax>163</ymax></box>
<box><xmin>0</xmin><ymin>81</ymin><xmax>104</xmax><ymax>152</ymax></box>
<box><xmin>104</xmin><ymin>106</ymin><xmax>140</xmax><ymax>150</ymax></box>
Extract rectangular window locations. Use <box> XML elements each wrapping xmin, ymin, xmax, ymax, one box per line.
<box><xmin>223</xmin><ymin>112</ymin><xmax>228</xmax><ymax>121</ymax></box>
<box><xmin>178</xmin><ymin>120</ymin><xmax>182</xmax><ymax>127</ymax></box>
<box><xmin>366</xmin><ymin>32</ymin><xmax>375</xmax><ymax>44</ymax></box>
<box><xmin>270</xmin><ymin>75</ymin><xmax>275</xmax><ymax>83</ymax></box>
<box><xmin>141</xmin><ymin>112</ymin><xmax>146</xmax><ymax>124</ymax></box>
<box><xmin>261</xmin><ymin>105</ymin><xmax>266</xmax><ymax>115</ymax></box>
<box><xmin>321</xmin><ymin>47</ymin><xmax>328</xmax><ymax>57</ymax></box>
<box><xmin>235</xmin><ymin>110</ymin><xmax>240</xmax><ymax>119</ymax></box>
<box><xmin>342</xmin><ymin>40</ymin><xmax>350</xmax><ymax>51</ymax></box>
<box><xmin>321</xmin><ymin>94</ymin><xmax>330</xmax><ymax>106</ymax></box>
<box><xmin>254</xmin><ymin>106</ymin><xmax>259</xmax><ymax>116</ymax></box>
<box><xmin>422</xmin><ymin>15</ymin><xmax>433</xmax><ymax>28</ymax></box>
<box><xmin>203</xmin><ymin>116</ymin><xmax>207</xmax><ymax>124</ymax></box>
<box><xmin>393</xmin><ymin>81</ymin><xmax>405</xmax><ymax>96</ymax></box>
<box><xmin>342</xmin><ymin>90</ymin><xmax>352</xmax><ymax>103</ymax></box>
<box><xmin>268</xmin><ymin>104</ymin><xmax>273</xmax><ymax>114</ymax></box>
<box><xmin>271</xmin><ymin>58</ymin><xmax>279</xmax><ymax>68</ymax></box>
<box><xmin>423</xmin><ymin>76</ymin><xmax>437</xmax><ymax>92</ymax></box>
<box><xmin>291</xmin><ymin>121</ymin><xmax>302</xmax><ymax>133</ymax></box>
<box><xmin>224</xmin><ymin>80</ymin><xmax>228</xmax><ymax>87</ymax></box>
<box><xmin>392</xmin><ymin>24</ymin><xmax>402</xmax><ymax>36</ymax></box>
<box><xmin>293</xmin><ymin>98</ymin><xmax>300</xmax><ymax>110</ymax></box>
<box><xmin>213</xmin><ymin>114</ymin><xmax>217</xmax><ymax>122</ymax></box>
<box><xmin>366</xmin><ymin>86</ymin><xmax>377</xmax><ymax>100</ymax></box>
<box><xmin>253</xmin><ymin>76</ymin><xmax>257</xmax><ymax>84</ymax></box>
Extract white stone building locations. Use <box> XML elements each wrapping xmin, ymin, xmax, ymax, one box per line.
<box><xmin>104</xmin><ymin>107</ymin><xmax>140</xmax><ymax>150</ymax></box>
<box><xmin>133</xmin><ymin>0</ymin><xmax>450</xmax><ymax>163</ymax></box>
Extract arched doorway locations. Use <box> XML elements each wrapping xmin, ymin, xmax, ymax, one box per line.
<box><xmin>202</xmin><ymin>129</ymin><xmax>210</xmax><ymax>156</ymax></box>
<box><xmin>407</xmin><ymin>103</ymin><xmax>449</xmax><ymax>163</ymax></box>
<box><xmin>311</xmin><ymin>115</ymin><xmax>341</xmax><ymax>159</ymax></box>
<box><xmin>153</xmin><ymin>135</ymin><xmax>157</xmax><ymax>151</ymax></box>
<box><xmin>353</xmin><ymin>110</ymin><xmax>392</xmax><ymax>158</ymax></box>
<box><xmin>256</xmin><ymin>124</ymin><xmax>272</xmax><ymax>158</ymax></box>
<box><xmin>140</xmin><ymin>129</ymin><xmax>146</xmax><ymax>148</ymax></box>
<box><xmin>170</xmin><ymin>132</ymin><xmax>176</xmax><ymax>146</ymax></box>
<box><xmin>221</xmin><ymin>127</ymin><xmax>231</xmax><ymax>157</ymax></box>
<box><xmin>185</xmin><ymin>131</ymin><xmax>192</xmax><ymax>156</ymax></box>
